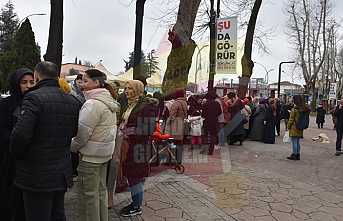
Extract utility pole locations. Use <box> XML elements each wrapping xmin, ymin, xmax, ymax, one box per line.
<box><xmin>133</xmin><ymin>0</ymin><xmax>146</xmax><ymax>85</ymax></box>
<box><xmin>278</xmin><ymin>61</ymin><xmax>295</xmax><ymax>98</ymax></box>
<box><xmin>208</xmin><ymin>0</ymin><xmax>217</xmax><ymax>91</ymax></box>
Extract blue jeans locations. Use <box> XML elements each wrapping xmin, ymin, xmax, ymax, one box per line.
<box><xmin>129</xmin><ymin>182</ymin><xmax>144</xmax><ymax>208</ymax></box>
<box><xmin>291</xmin><ymin>137</ymin><xmax>301</xmax><ymax>154</ymax></box>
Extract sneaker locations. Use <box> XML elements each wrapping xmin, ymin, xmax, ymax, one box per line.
<box><xmin>335</xmin><ymin>152</ymin><xmax>341</xmax><ymax>156</ymax></box>
<box><xmin>120</xmin><ymin>204</ymin><xmax>142</xmax><ymax>217</ymax></box>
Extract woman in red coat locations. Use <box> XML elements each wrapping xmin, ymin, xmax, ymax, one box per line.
<box><xmin>119</xmin><ymin>80</ymin><xmax>158</xmax><ymax>217</ymax></box>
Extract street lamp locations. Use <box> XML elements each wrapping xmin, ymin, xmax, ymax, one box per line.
<box><xmin>278</xmin><ymin>61</ymin><xmax>295</xmax><ymax>98</ymax></box>
<box><xmin>18</xmin><ymin>13</ymin><xmax>46</xmax><ymax>28</ymax></box>
<box><xmin>195</xmin><ymin>44</ymin><xmax>209</xmax><ymax>92</ymax></box>
<box><xmin>253</xmin><ymin>61</ymin><xmax>274</xmax><ymax>84</ymax></box>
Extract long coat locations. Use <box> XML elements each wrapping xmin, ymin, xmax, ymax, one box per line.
<box><xmin>249</xmin><ymin>104</ymin><xmax>267</xmax><ymax>141</ymax></box>
<box><xmin>263</xmin><ymin>106</ymin><xmax>276</xmax><ymax>144</ymax></box>
<box><xmin>316</xmin><ymin>107</ymin><xmax>326</xmax><ymax>124</ymax></box>
<box><xmin>122</xmin><ymin>97</ymin><xmax>159</xmax><ymax>187</ymax></box>
<box><xmin>164</xmin><ymin>97</ymin><xmax>188</xmax><ymax>141</ymax></box>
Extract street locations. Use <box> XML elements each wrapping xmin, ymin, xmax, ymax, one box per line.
<box><xmin>65</xmin><ymin>115</ymin><xmax>343</xmax><ymax>221</ymax></box>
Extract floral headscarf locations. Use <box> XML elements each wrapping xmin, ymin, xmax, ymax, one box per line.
<box><xmin>126</xmin><ymin>80</ymin><xmax>144</xmax><ymax>104</ymax></box>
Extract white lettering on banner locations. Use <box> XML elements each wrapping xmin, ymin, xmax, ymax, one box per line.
<box><xmin>216</xmin><ymin>17</ymin><xmax>237</xmax><ymax>74</ymax></box>
<box><xmin>329</xmin><ymin>83</ymin><xmax>336</xmax><ymax>99</ymax></box>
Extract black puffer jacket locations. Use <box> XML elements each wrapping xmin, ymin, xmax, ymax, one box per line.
<box><xmin>10</xmin><ymin>79</ymin><xmax>82</xmax><ymax>192</ymax></box>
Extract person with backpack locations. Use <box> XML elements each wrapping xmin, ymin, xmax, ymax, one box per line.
<box><xmin>287</xmin><ymin>95</ymin><xmax>310</xmax><ymax>160</ymax></box>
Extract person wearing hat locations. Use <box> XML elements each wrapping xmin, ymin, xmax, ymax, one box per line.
<box><xmin>0</xmin><ymin>68</ymin><xmax>35</xmax><ymax>221</ymax></box>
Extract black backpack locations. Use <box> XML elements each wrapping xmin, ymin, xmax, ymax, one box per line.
<box><xmin>296</xmin><ymin>111</ymin><xmax>310</xmax><ymax>130</ymax></box>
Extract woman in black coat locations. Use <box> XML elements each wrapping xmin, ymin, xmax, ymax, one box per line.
<box><xmin>263</xmin><ymin>98</ymin><xmax>277</xmax><ymax>144</ymax></box>
<box><xmin>0</xmin><ymin>68</ymin><xmax>35</xmax><ymax>221</ymax></box>
<box><xmin>316</xmin><ymin>105</ymin><xmax>326</xmax><ymax>128</ymax></box>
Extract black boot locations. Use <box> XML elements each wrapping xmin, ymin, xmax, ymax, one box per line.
<box><xmin>287</xmin><ymin>154</ymin><xmax>297</xmax><ymax>160</ymax></box>
<box><xmin>296</xmin><ymin>154</ymin><xmax>300</xmax><ymax>160</ymax></box>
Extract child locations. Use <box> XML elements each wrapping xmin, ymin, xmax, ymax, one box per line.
<box><xmin>188</xmin><ymin>110</ymin><xmax>203</xmax><ymax>148</ymax></box>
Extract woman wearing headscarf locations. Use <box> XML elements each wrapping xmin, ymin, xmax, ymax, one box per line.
<box><xmin>263</xmin><ymin>98</ymin><xmax>277</xmax><ymax>144</ymax></box>
<box><xmin>71</xmin><ymin>69</ymin><xmax>120</xmax><ymax>221</ymax></box>
<box><xmin>249</xmin><ymin>98</ymin><xmax>268</xmax><ymax>141</ymax></box>
<box><xmin>164</xmin><ymin>89</ymin><xmax>188</xmax><ymax>163</ymax></box>
<box><xmin>119</xmin><ymin>80</ymin><xmax>159</xmax><ymax>217</ymax></box>
<box><xmin>0</xmin><ymin>68</ymin><xmax>35</xmax><ymax>221</ymax></box>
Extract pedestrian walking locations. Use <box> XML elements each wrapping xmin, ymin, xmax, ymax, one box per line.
<box><xmin>164</xmin><ymin>89</ymin><xmax>188</xmax><ymax>163</ymax></box>
<box><xmin>71</xmin><ymin>69</ymin><xmax>119</xmax><ymax>221</ymax></box>
<box><xmin>10</xmin><ymin>61</ymin><xmax>82</xmax><ymax>221</ymax></box>
<box><xmin>287</xmin><ymin>95</ymin><xmax>310</xmax><ymax>160</ymax></box>
<box><xmin>334</xmin><ymin>99</ymin><xmax>343</xmax><ymax>156</ymax></box>
<box><xmin>316</xmin><ymin>104</ymin><xmax>326</xmax><ymax>128</ymax></box>
<box><xmin>0</xmin><ymin>68</ymin><xmax>35</xmax><ymax>221</ymax></box>
<box><xmin>119</xmin><ymin>80</ymin><xmax>159</xmax><ymax>217</ymax></box>
<box><xmin>201</xmin><ymin>90</ymin><xmax>222</xmax><ymax>154</ymax></box>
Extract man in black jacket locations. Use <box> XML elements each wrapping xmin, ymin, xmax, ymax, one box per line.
<box><xmin>334</xmin><ymin>99</ymin><xmax>343</xmax><ymax>156</ymax></box>
<box><xmin>10</xmin><ymin>61</ymin><xmax>82</xmax><ymax>221</ymax></box>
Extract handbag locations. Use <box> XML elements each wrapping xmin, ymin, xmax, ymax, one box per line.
<box><xmin>283</xmin><ymin>131</ymin><xmax>290</xmax><ymax>143</ymax></box>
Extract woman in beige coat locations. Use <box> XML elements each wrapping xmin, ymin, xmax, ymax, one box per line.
<box><xmin>164</xmin><ymin>89</ymin><xmax>188</xmax><ymax>163</ymax></box>
<box><xmin>71</xmin><ymin>69</ymin><xmax>120</xmax><ymax>221</ymax></box>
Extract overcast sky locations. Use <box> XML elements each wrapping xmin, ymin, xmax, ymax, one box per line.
<box><xmin>5</xmin><ymin>0</ymin><xmax>343</xmax><ymax>84</ymax></box>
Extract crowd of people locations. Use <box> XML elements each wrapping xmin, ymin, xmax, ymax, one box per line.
<box><xmin>0</xmin><ymin>61</ymin><xmax>342</xmax><ymax>221</ymax></box>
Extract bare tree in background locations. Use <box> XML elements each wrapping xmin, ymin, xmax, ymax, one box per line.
<box><xmin>153</xmin><ymin>0</ymin><xmax>269</xmax><ymax>95</ymax></box>
<box><xmin>44</xmin><ymin>0</ymin><xmax>63</xmax><ymax>74</ymax></box>
<box><xmin>319</xmin><ymin>23</ymin><xmax>338</xmax><ymax>99</ymax></box>
<box><xmin>336</xmin><ymin>47</ymin><xmax>343</xmax><ymax>99</ymax></box>
<box><xmin>286</xmin><ymin>0</ymin><xmax>331</xmax><ymax>108</ymax></box>
<box><xmin>162</xmin><ymin>0</ymin><xmax>201</xmax><ymax>94</ymax></box>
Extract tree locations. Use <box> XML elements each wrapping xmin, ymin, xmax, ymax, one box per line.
<box><xmin>124</xmin><ymin>51</ymin><xmax>145</xmax><ymax>72</ymax></box>
<box><xmin>238</xmin><ymin>0</ymin><xmax>263</xmax><ymax>98</ymax></box>
<box><xmin>124</xmin><ymin>50</ymin><xmax>159</xmax><ymax>78</ymax></box>
<box><xmin>12</xmin><ymin>19</ymin><xmax>41</xmax><ymax>70</ymax></box>
<box><xmin>146</xmin><ymin>49</ymin><xmax>160</xmax><ymax>77</ymax></box>
<box><xmin>44</xmin><ymin>0</ymin><xmax>63</xmax><ymax>74</ymax></box>
<box><xmin>0</xmin><ymin>0</ymin><xmax>18</xmax><ymax>53</ymax></box>
<box><xmin>336</xmin><ymin>47</ymin><xmax>343</xmax><ymax>100</ymax></box>
<box><xmin>162</xmin><ymin>0</ymin><xmax>201</xmax><ymax>94</ymax></box>
<box><xmin>286</xmin><ymin>0</ymin><xmax>331</xmax><ymax>108</ymax></box>
<box><xmin>0</xmin><ymin>18</ymin><xmax>40</xmax><ymax>91</ymax></box>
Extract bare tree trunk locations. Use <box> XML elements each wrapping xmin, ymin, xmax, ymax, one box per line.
<box><xmin>44</xmin><ymin>0</ymin><xmax>63</xmax><ymax>75</ymax></box>
<box><xmin>238</xmin><ymin>0</ymin><xmax>263</xmax><ymax>98</ymax></box>
<box><xmin>161</xmin><ymin>0</ymin><xmax>201</xmax><ymax>95</ymax></box>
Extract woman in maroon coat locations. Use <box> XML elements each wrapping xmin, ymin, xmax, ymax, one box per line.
<box><xmin>119</xmin><ymin>80</ymin><xmax>158</xmax><ymax>217</ymax></box>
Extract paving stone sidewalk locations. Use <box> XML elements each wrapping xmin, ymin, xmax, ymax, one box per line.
<box><xmin>66</xmin><ymin>163</ymin><xmax>343</xmax><ymax>221</ymax></box>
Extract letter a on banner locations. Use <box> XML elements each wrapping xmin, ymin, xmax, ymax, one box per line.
<box><xmin>216</xmin><ymin>17</ymin><xmax>237</xmax><ymax>74</ymax></box>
